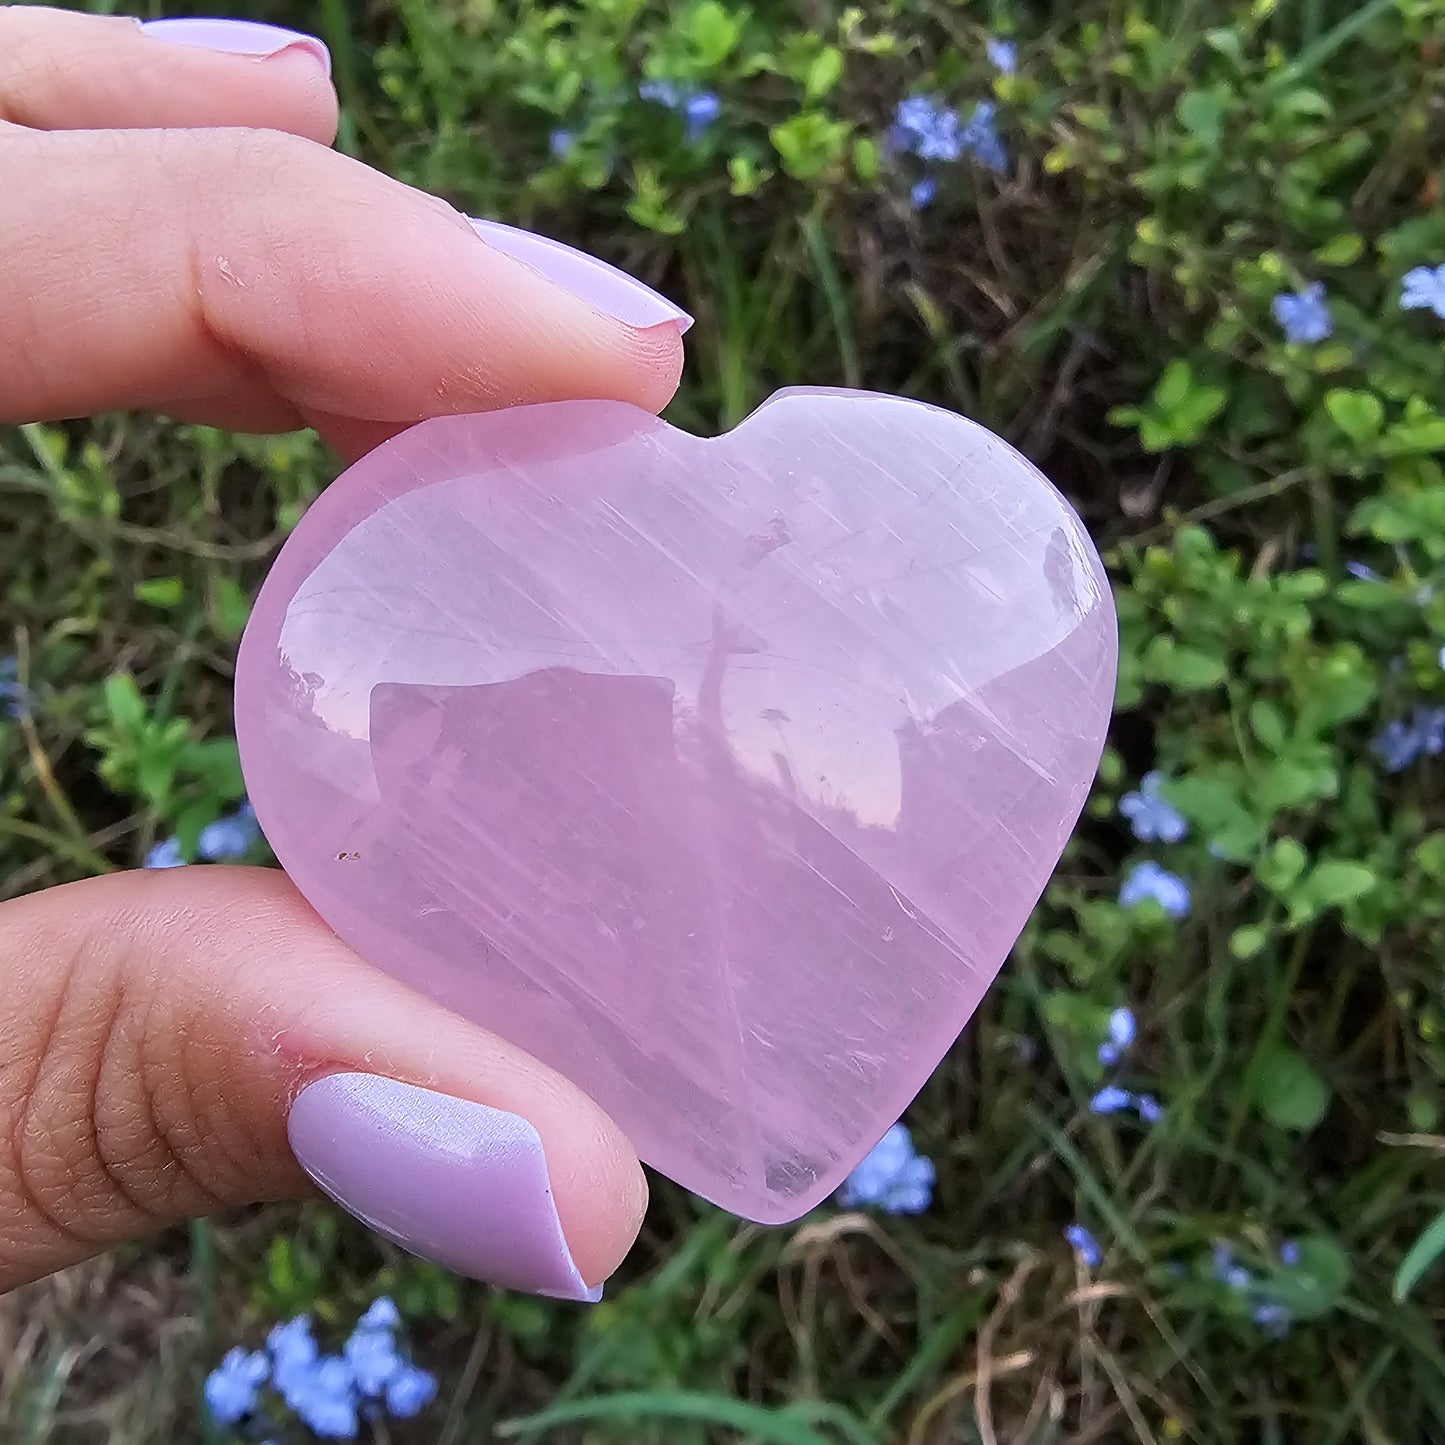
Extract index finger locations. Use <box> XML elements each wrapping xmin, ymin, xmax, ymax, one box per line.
<box><xmin>0</xmin><ymin>124</ymin><xmax>688</xmax><ymax>454</ymax></box>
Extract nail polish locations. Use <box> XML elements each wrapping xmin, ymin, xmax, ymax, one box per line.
<box><xmin>287</xmin><ymin>1073</ymin><xmax>603</xmax><ymax>1301</ymax></box>
<box><xmin>468</xmin><ymin>218</ymin><xmax>693</xmax><ymax>333</ymax></box>
<box><xmin>138</xmin><ymin>18</ymin><xmax>331</xmax><ymax>74</ymax></box>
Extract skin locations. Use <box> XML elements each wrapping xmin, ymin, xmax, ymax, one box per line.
<box><xmin>0</xmin><ymin>5</ymin><xmax>680</xmax><ymax>1293</ymax></box>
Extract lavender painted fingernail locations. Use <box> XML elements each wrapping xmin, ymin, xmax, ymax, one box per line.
<box><xmin>288</xmin><ymin>1074</ymin><xmax>602</xmax><ymax>1301</ymax></box>
<box><xmin>468</xmin><ymin>218</ymin><xmax>693</xmax><ymax>333</ymax></box>
<box><xmin>138</xmin><ymin>18</ymin><xmax>331</xmax><ymax>74</ymax></box>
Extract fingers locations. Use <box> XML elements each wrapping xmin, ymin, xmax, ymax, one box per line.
<box><xmin>0</xmin><ymin>866</ymin><xmax>647</xmax><ymax>1297</ymax></box>
<box><xmin>0</xmin><ymin>6</ymin><xmax>336</xmax><ymax>140</ymax></box>
<box><xmin>0</xmin><ymin>125</ymin><xmax>687</xmax><ymax>453</ymax></box>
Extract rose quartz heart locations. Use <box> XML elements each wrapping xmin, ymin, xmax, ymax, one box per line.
<box><xmin>235</xmin><ymin>388</ymin><xmax>1115</xmax><ymax>1224</ymax></box>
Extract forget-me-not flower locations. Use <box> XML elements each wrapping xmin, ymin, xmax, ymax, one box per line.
<box><xmin>638</xmin><ymin>78</ymin><xmax>682</xmax><ymax>107</ymax></box>
<box><xmin>640</xmin><ymin>79</ymin><xmax>720</xmax><ymax>140</ymax></box>
<box><xmin>288</xmin><ymin>1355</ymin><xmax>359</xmax><ymax>1440</ymax></box>
<box><xmin>1119</xmin><ymin>771</ymin><xmax>1188</xmax><ymax>843</ymax></box>
<box><xmin>1090</xmin><ymin>1084</ymin><xmax>1132</xmax><ymax>1114</ymax></box>
<box><xmin>145</xmin><ymin>836</ymin><xmax>186</xmax><ymax>869</ymax></box>
<box><xmin>683</xmin><ymin>91</ymin><xmax>721</xmax><ymax>140</ymax></box>
<box><xmin>910</xmin><ymin>177</ymin><xmax>937</xmax><ymax>209</ymax></box>
<box><xmin>1272</xmin><ymin>282</ymin><xmax>1333</xmax><ymax>344</ymax></box>
<box><xmin>198</xmin><ymin>800</ymin><xmax>261</xmax><ymax>861</ymax></box>
<box><xmin>1119</xmin><ymin>861</ymin><xmax>1191</xmax><ymax>918</ymax></box>
<box><xmin>1280</xmin><ymin>1239</ymin><xmax>1301</xmax><ymax>1267</ymax></box>
<box><xmin>1065</xmin><ymin>1223</ymin><xmax>1102</xmax><ymax>1269</ymax></box>
<box><xmin>960</xmin><ymin>101</ymin><xmax>1008</xmax><ymax>172</ymax></box>
<box><xmin>986</xmin><ymin>38</ymin><xmax>1017</xmax><ymax>74</ymax></box>
<box><xmin>0</xmin><ymin>657</ymin><xmax>30</xmax><ymax>720</ymax></box>
<box><xmin>892</xmin><ymin>97</ymin><xmax>962</xmax><ymax>161</ymax></box>
<box><xmin>204</xmin><ymin>1348</ymin><xmax>269</xmax><ymax>1426</ymax></box>
<box><xmin>1373</xmin><ymin>705</ymin><xmax>1445</xmax><ymax>772</ymax></box>
<box><xmin>1098</xmin><ymin>1006</ymin><xmax>1137</xmax><ymax>1065</ymax></box>
<box><xmin>838</xmin><ymin>1122</ymin><xmax>935</xmax><ymax>1214</ymax></box>
<box><xmin>549</xmin><ymin>128</ymin><xmax>575</xmax><ymax>159</ymax></box>
<box><xmin>1253</xmin><ymin>1301</ymin><xmax>1291</xmax><ymax>1337</ymax></box>
<box><xmin>1401</xmin><ymin>263</ymin><xmax>1445</xmax><ymax>319</ymax></box>
<box><xmin>385</xmin><ymin>1365</ymin><xmax>439</xmax><ymax>1418</ymax></box>
<box><xmin>1090</xmin><ymin>1085</ymin><xmax>1162</xmax><ymax>1123</ymax></box>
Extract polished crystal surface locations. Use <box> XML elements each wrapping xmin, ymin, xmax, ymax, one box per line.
<box><xmin>235</xmin><ymin>389</ymin><xmax>1116</xmax><ymax>1223</ymax></box>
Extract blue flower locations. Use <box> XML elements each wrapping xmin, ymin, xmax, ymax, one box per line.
<box><xmin>1119</xmin><ymin>771</ymin><xmax>1188</xmax><ymax>843</ymax></box>
<box><xmin>145</xmin><ymin>836</ymin><xmax>186</xmax><ymax>869</ymax></box>
<box><xmin>198</xmin><ymin>801</ymin><xmax>261</xmax><ymax>862</ymax></box>
<box><xmin>385</xmin><ymin>1365</ymin><xmax>438</xmax><ymax>1419</ymax></box>
<box><xmin>287</xmin><ymin>1355</ymin><xmax>359</xmax><ymax>1440</ymax></box>
<box><xmin>683</xmin><ymin>90</ymin><xmax>721</xmax><ymax>140</ymax></box>
<box><xmin>549</xmin><ymin>128</ymin><xmax>575</xmax><ymax>159</ymax></box>
<box><xmin>838</xmin><ymin>1122</ymin><xmax>935</xmax><ymax>1214</ymax></box>
<box><xmin>0</xmin><ymin>657</ymin><xmax>30</xmax><ymax>720</ymax></box>
<box><xmin>1271</xmin><ymin>282</ymin><xmax>1332</xmax><ymax>344</ymax></box>
<box><xmin>1373</xmin><ymin>705</ymin><xmax>1445</xmax><ymax>772</ymax></box>
<box><xmin>1098</xmin><ymin>1006</ymin><xmax>1137</xmax><ymax>1065</ymax></box>
<box><xmin>640</xmin><ymin>79</ymin><xmax>720</xmax><ymax>140</ymax></box>
<box><xmin>986</xmin><ymin>38</ymin><xmax>1017</xmax><ymax>74</ymax></box>
<box><xmin>1280</xmin><ymin>1239</ymin><xmax>1301</xmax><ymax>1267</ymax></box>
<box><xmin>1345</xmin><ymin>560</ymin><xmax>1381</xmax><ymax>581</ymax></box>
<box><xmin>960</xmin><ymin>100</ymin><xmax>1008</xmax><ymax>172</ymax></box>
<box><xmin>910</xmin><ymin>177</ymin><xmax>937</xmax><ymax>209</ymax></box>
<box><xmin>343</xmin><ymin>1325</ymin><xmax>401</xmax><ymax>1397</ymax></box>
<box><xmin>357</xmin><ymin>1297</ymin><xmax>401</xmax><ymax>1332</ymax></box>
<box><xmin>638</xmin><ymin>78</ymin><xmax>683</xmax><ymax>107</ymax></box>
<box><xmin>1119</xmin><ymin>861</ymin><xmax>1191</xmax><ymax>918</ymax></box>
<box><xmin>268</xmin><ymin>1315</ymin><xmax>321</xmax><ymax>1405</ymax></box>
<box><xmin>1401</xmin><ymin>263</ymin><xmax>1445</xmax><ymax>319</ymax></box>
<box><xmin>891</xmin><ymin>96</ymin><xmax>962</xmax><ymax>162</ymax></box>
<box><xmin>204</xmin><ymin>1347</ymin><xmax>268</xmax><ymax>1425</ymax></box>
<box><xmin>1089</xmin><ymin>1084</ymin><xmax>1132</xmax><ymax>1114</ymax></box>
<box><xmin>1090</xmin><ymin>1085</ymin><xmax>1163</xmax><ymax>1123</ymax></box>
<box><xmin>1253</xmin><ymin>1301</ymin><xmax>1291</xmax><ymax>1337</ymax></box>
<box><xmin>1065</xmin><ymin>1223</ymin><xmax>1102</xmax><ymax>1269</ymax></box>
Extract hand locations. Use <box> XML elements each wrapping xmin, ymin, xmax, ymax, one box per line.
<box><xmin>0</xmin><ymin>6</ymin><xmax>689</xmax><ymax>1299</ymax></box>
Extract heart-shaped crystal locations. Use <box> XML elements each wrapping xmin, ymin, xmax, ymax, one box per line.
<box><xmin>235</xmin><ymin>389</ymin><xmax>1115</xmax><ymax>1223</ymax></box>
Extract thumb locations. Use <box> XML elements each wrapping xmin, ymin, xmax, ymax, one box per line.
<box><xmin>0</xmin><ymin>866</ymin><xmax>646</xmax><ymax>1299</ymax></box>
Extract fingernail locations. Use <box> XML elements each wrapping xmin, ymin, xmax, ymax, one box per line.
<box><xmin>287</xmin><ymin>1073</ymin><xmax>603</xmax><ymax>1301</ymax></box>
<box><xmin>138</xmin><ymin>18</ymin><xmax>331</xmax><ymax>74</ymax></box>
<box><xmin>468</xmin><ymin>218</ymin><xmax>693</xmax><ymax>333</ymax></box>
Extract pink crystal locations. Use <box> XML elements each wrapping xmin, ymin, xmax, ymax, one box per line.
<box><xmin>235</xmin><ymin>389</ymin><xmax>1116</xmax><ymax>1223</ymax></box>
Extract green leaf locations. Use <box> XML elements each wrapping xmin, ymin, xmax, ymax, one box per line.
<box><xmin>1253</xmin><ymin>1046</ymin><xmax>1329</xmax><ymax>1132</ymax></box>
<box><xmin>1229</xmin><ymin>925</ymin><xmax>1267</xmax><ymax>959</ymax></box>
<box><xmin>134</xmin><ymin>577</ymin><xmax>184</xmax><ymax>608</ymax></box>
<box><xmin>1274</xmin><ymin>1236</ymin><xmax>1350</xmax><ymax>1319</ymax></box>
<box><xmin>1177</xmin><ymin>89</ymin><xmax>1225</xmax><ymax>145</ymax></box>
<box><xmin>103</xmin><ymin>673</ymin><xmax>146</xmax><ymax>730</ymax></box>
<box><xmin>681</xmin><ymin>0</ymin><xmax>742</xmax><ymax>66</ymax></box>
<box><xmin>1394</xmin><ymin>1210</ymin><xmax>1445</xmax><ymax>1302</ymax></box>
<box><xmin>1256</xmin><ymin>838</ymin><xmax>1307</xmax><ymax>892</ymax></box>
<box><xmin>1314</xmin><ymin>233</ymin><xmax>1363</xmax><ymax>265</ymax></box>
<box><xmin>1249</xmin><ymin>700</ymin><xmax>1288</xmax><ymax>752</ymax></box>
<box><xmin>1324</xmin><ymin>389</ymin><xmax>1385</xmax><ymax>446</ymax></box>
<box><xmin>1304</xmin><ymin>860</ymin><xmax>1376</xmax><ymax>906</ymax></box>
<box><xmin>804</xmin><ymin>46</ymin><xmax>844</xmax><ymax>100</ymax></box>
<box><xmin>211</xmin><ymin>576</ymin><xmax>251</xmax><ymax>641</ymax></box>
<box><xmin>1414</xmin><ymin>833</ymin><xmax>1445</xmax><ymax>880</ymax></box>
<box><xmin>769</xmin><ymin>111</ymin><xmax>852</xmax><ymax>180</ymax></box>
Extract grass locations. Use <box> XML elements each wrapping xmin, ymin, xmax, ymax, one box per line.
<box><xmin>6</xmin><ymin>0</ymin><xmax>1445</xmax><ymax>1440</ymax></box>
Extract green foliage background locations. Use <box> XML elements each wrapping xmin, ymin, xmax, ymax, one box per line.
<box><xmin>6</xmin><ymin>0</ymin><xmax>1445</xmax><ymax>1440</ymax></box>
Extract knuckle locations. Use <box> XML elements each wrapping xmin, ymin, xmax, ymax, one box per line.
<box><xmin>0</xmin><ymin>902</ymin><xmax>249</xmax><ymax>1263</ymax></box>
